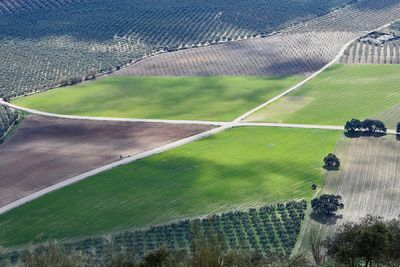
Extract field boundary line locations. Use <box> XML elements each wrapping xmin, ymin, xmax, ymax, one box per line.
<box><xmin>0</xmin><ymin>99</ymin><xmax>228</xmax><ymax>127</ymax></box>
<box><xmin>0</xmin><ymin>21</ymin><xmax>398</xmax><ymax>215</ymax></box>
<box><xmin>232</xmin><ymin>36</ymin><xmax>358</xmax><ymax>122</ymax></box>
<box><xmin>0</xmin><ymin>125</ymin><xmax>229</xmax><ymax>215</ymax></box>
<box><xmin>233</xmin><ymin>21</ymin><xmax>399</xmax><ymax>123</ymax></box>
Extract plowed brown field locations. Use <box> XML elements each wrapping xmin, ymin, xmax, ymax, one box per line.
<box><xmin>0</xmin><ymin>115</ymin><xmax>212</xmax><ymax>207</ymax></box>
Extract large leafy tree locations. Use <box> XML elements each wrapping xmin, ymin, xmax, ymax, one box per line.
<box><xmin>325</xmin><ymin>215</ymin><xmax>400</xmax><ymax>267</ymax></box>
<box><xmin>323</xmin><ymin>153</ymin><xmax>340</xmax><ymax>170</ymax></box>
<box><xmin>311</xmin><ymin>194</ymin><xmax>344</xmax><ymax>217</ymax></box>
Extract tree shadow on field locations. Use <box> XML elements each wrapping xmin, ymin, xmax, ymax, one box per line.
<box><xmin>344</xmin><ymin>131</ymin><xmax>386</xmax><ymax>139</ymax></box>
<box><xmin>310</xmin><ymin>212</ymin><xmax>343</xmax><ymax>225</ymax></box>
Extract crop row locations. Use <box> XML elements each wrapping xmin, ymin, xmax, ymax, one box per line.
<box><xmin>341</xmin><ymin>41</ymin><xmax>400</xmax><ymax>64</ymax></box>
<box><xmin>0</xmin><ymin>200</ymin><xmax>307</xmax><ymax>264</ymax></box>
<box><xmin>0</xmin><ymin>0</ymin><xmax>353</xmax><ymax>97</ymax></box>
<box><xmin>117</xmin><ymin>31</ymin><xmax>358</xmax><ymax>76</ymax></box>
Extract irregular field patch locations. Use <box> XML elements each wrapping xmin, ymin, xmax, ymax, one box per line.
<box><xmin>248</xmin><ymin>64</ymin><xmax>400</xmax><ymax>127</ymax></box>
<box><xmin>12</xmin><ymin>76</ymin><xmax>303</xmax><ymax>121</ymax></box>
<box><xmin>0</xmin><ymin>127</ymin><xmax>340</xmax><ymax>247</ymax></box>
<box><xmin>0</xmin><ymin>115</ymin><xmax>212</xmax><ymax>207</ymax></box>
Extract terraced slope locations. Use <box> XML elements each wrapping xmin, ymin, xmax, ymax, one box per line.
<box><xmin>0</xmin><ymin>127</ymin><xmax>340</xmax><ymax>247</ymax></box>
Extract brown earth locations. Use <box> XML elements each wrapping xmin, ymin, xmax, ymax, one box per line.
<box><xmin>0</xmin><ymin>115</ymin><xmax>212</xmax><ymax>207</ymax></box>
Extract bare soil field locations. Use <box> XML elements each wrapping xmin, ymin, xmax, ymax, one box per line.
<box><xmin>112</xmin><ymin>31</ymin><xmax>358</xmax><ymax>77</ymax></box>
<box><xmin>0</xmin><ymin>115</ymin><xmax>212</xmax><ymax>207</ymax></box>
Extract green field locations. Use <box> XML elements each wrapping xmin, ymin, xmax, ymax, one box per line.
<box><xmin>0</xmin><ymin>127</ymin><xmax>339</xmax><ymax>247</ymax></box>
<box><xmin>247</xmin><ymin>64</ymin><xmax>400</xmax><ymax>128</ymax></box>
<box><xmin>12</xmin><ymin>76</ymin><xmax>303</xmax><ymax>121</ymax></box>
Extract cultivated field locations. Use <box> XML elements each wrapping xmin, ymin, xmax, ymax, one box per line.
<box><xmin>0</xmin><ymin>127</ymin><xmax>340</xmax><ymax>247</ymax></box>
<box><xmin>289</xmin><ymin>0</ymin><xmax>400</xmax><ymax>33</ymax></box>
<box><xmin>12</xmin><ymin>76</ymin><xmax>303</xmax><ymax>121</ymax></box>
<box><xmin>0</xmin><ymin>104</ymin><xmax>18</xmax><ymax>139</ymax></box>
<box><xmin>0</xmin><ymin>115</ymin><xmax>212</xmax><ymax>207</ymax></box>
<box><xmin>246</xmin><ymin>64</ymin><xmax>400</xmax><ymax>128</ymax></box>
<box><xmin>0</xmin><ymin>0</ymin><xmax>352</xmax><ymax>97</ymax></box>
<box><xmin>1</xmin><ymin>201</ymin><xmax>308</xmax><ymax>263</ymax></box>
<box><xmin>322</xmin><ymin>134</ymin><xmax>400</xmax><ymax>231</ymax></box>
<box><xmin>340</xmin><ymin>41</ymin><xmax>400</xmax><ymax>64</ymax></box>
<box><xmin>115</xmin><ymin>31</ymin><xmax>358</xmax><ymax>77</ymax></box>
<box><xmin>114</xmin><ymin>0</ymin><xmax>400</xmax><ymax>77</ymax></box>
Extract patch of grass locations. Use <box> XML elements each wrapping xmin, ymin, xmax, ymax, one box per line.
<box><xmin>12</xmin><ymin>76</ymin><xmax>303</xmax><ymax>121</ymax></box>
<box><xmin>0</xmin><ymin>127</ymin><xmax>339</xmax><ymax>247</ymax></box>
<box><xmin>250</xmin><ymin>64</ymin><xmax>400</xmax><ymax>128</ymax></box>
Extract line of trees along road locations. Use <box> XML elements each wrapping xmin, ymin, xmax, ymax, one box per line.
<box><xmin>345</xmin><ymin>119</ymin><xmax>387</xmax><ymax>135</ymax></box>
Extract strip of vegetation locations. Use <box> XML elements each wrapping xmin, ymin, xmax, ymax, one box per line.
<box><xmin>0</xmin><ymin>201</ymin><xmax>307</xmax><ymax>265</ymax></box>
<box><xmin>0</xmin><ymin>105</ymin><xmax>19</xmax><ymax>141</ymax></box>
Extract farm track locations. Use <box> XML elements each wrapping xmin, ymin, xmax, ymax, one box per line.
<box><xmin>0</xmin><ymin>115</ymin><xmax>214</xmax><ymax>211</ymax></box>
<box><xmin>1</xmin><ymin>15</ymin><xmax>399</xmax><ymax>214</ymax></box>
<box><xmin>2</xmin><ymin>1</ymin><xmax>400</xmax><ymax>254</ymax></box>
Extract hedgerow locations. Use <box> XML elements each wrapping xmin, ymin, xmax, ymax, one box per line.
<box><xmin>0</xmin><ymin>105</ymin><xmax>18</xmax><ymax>139</ymax></box>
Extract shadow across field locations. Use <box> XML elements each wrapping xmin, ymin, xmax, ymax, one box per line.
<box><xmin>0</xmin><ymin>155</ymin><xmax>319</xmax><ymax>247</ymax></box>
<box><xmin>0</xmin><ymin>127</ymin><xmax>340</xmax><ymax>247</ymax></box>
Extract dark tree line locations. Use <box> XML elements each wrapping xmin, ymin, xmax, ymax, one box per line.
<box><xmin>345</xmin><ymin>119</ymin><xmax>387</xmax><ymax>135</ymax></box>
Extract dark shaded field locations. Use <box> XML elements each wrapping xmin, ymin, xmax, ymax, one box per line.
<box><xmin>0</xmin><ymin>115</ymin><xmax>212</xmax><ymax>207</ymax></box>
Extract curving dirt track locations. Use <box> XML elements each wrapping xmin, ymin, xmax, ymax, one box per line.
<box><xmin>0</xmin><ymin>115</ymin><xmax>212</xmax><ymax>207</ymax></box>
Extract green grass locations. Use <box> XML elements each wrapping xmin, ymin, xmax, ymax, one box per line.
<box><xmin>248</xmin><ymin>64</ymin><xmax>400</xmax><ymax>128</ymax></box>
<box><xmin>0</xmin><ymin>127</ymin><xmax>339</xmax><ymax>247</ymax></box>
<box><xmin>12</xmin><ymin>76</ymin><xmax>303</xmax><ymax>121</ymax></box>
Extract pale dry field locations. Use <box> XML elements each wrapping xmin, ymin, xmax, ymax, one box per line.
<box><xmin>114</xmin><ymin>0</ymin><xmax>400</xmax><ymax>77</ymax></box>
<box><xmin>113</xmin><ymin>31</ymin><xmax>358</xmax><ymax>76</ymax></box>
<box><xmin>324</xmin><ymin>135</ymin><xmax>400</xmax><ymax>222</ymax></box>
<box><xmin>299</xmin><ymin>134</ymin><xmax>400</xmax><ymax>252</ymax></box>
